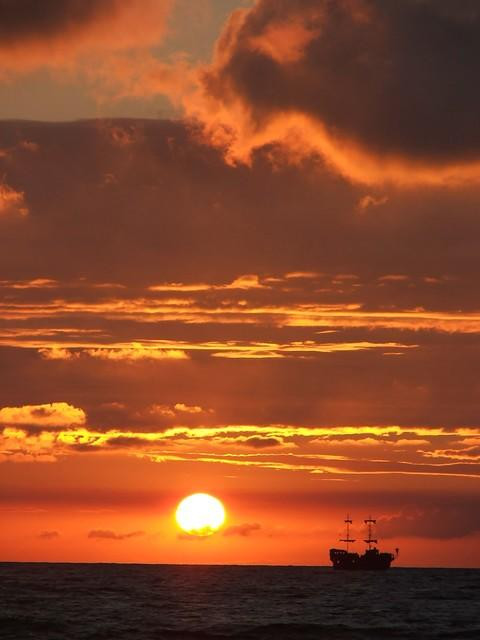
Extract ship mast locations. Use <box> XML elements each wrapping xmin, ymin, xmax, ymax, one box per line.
<box><xmin>340</xmin><ymin>514</ymin><xmax>355</xmax><ymax>552</ymax></box>
<box><xmin>364</xmin><ymin>516</ymin><xmax>378</xmax><ymax>550</ymax></box>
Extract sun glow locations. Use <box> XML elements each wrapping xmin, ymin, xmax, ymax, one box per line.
<box><xmin>175</xmin><ymin>493</ymin><xmax>226</xmax><ymax>536</ymax></box>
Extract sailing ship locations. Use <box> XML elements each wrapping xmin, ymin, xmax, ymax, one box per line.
<box><xmin>329</xmin><ymin>516</ymin><xmax>398</xmax><ymax>570</ymax></box>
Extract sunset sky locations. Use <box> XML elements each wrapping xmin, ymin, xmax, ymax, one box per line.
<box><xmin>1</xmin><ymin>0</ymin><xmax>479</xmax><ymax>567</ymax></box>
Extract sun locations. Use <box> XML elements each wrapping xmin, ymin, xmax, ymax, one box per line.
<box><xmin>175</xmin><ymin>493</ymin><xmax>226</xmax><ymax>536</ymax></box>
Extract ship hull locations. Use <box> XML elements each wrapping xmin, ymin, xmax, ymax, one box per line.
<box><xmin>330</xmin><ymin>548</ymin><xmax>394</xmax><ymax>570</ymax></box>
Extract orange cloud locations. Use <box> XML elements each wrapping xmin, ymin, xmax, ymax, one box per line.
<box><xmin>1</xmin><ymin>279</ymin><xmax>478</xmax><ymax>340</ymax></box>
<box><xmin>0</xmin><ymin>278</ymin><xmax>57</xmax><ymax>289</ymax></box>
<box><xmin>0</xmin><ymin>273</ymin><xmax>477</xmax><ymax>354</ymax></box>
<box><xmin>38</xmin><ymin>347</ymin><xmax>78</xmax><ymax>361</ymax></box>
<box><xmin>47</xmin><ymin>424</ymin><xmax>480</xmax><ymax>455</ymax></box>
<box><xmin>82</xmin><ymin>345</ymin><xmax>189</xmax><ymax>362</ymax></box>
<box><xmin>284</xmin><ymin>271</ymin><xmax>322</xmax><ymax>280</ymax></box>
<box><xmin>310</xmin><ymin>437</ymin><xmax>430</xmax><ymax>448</ymax></box>
<box><xmin>421</xmin><ymin>446</ymin><xmax>480</xmax><ymax>462</ymax></box>
<box><xmin>37</xmin><ymin>343</ymin><xmax>189</xmax><ymax>362</ymax></box>
<box><xmin>211</xmin><ymin>340</ymin><xmax>416</xmax><ymax>359</ymax></box>
<box><xmin>33</xmin><ymin>339</ymin><xmax>415</xmax><ymax>361</ymax></box>
<box><xmin>0</xmin><ymin>183</ymin><xmax>28</xmax><ymax>218</ymax></box>
<box><xmin>148</xmin><ymin>274</ymin><xmax>267</xmax><ymax>293</ymax></box>
<box><xmin>249</xmin><ymin>18</ymin><xmax>319</xmax><ymax>64</ymax></box>
<box><xmin>1</xmin><ymin>427</ymin><xmax>58</xmax><ymax>463</ymax></box>
<box><xmin>357</xmin><ymin>194</ymin><xmax>388</xmax><ymax>211</ymax></box>
<box><xmin>0</xmin><ymin>403</ymin><xmax>86</xmax><ymax>428</ymax></box>
<box><xmin>174</xmin><ymin>403</ymin><xmax>207</xmax><ymax>415</ymax></box>
<box><xmin>3</xmin><ymin>423</ymin><xmax>479</xmax><ymax>482</ymax></box>
<box><xmin>140</xmin><ymin>403</ymin><xmax>211</xmax><ymax>421</ymax></box>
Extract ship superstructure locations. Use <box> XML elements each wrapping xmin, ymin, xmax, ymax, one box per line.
<box><xmin>329</xmin><ymin>516</ymin><xmax>397</xmax><ymax>570</ymax></box>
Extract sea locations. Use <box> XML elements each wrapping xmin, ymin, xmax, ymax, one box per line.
<box><xmin>0</xmin><ymin>563</ymin><xmax>478</xmax><ymax>639</ymax></box>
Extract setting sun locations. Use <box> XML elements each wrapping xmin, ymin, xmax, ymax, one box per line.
<box><xmin>175</xmin><ymin>493</ymin><xmax>226</xmax><ymax>536</ymax></box>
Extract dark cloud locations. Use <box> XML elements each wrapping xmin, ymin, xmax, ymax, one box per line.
<box><xmin>242</xmin><ymin>436</ymin><xmax>284</xmax><ymax>449</ymax></box>
<box><xmin>199</xmin><ymin>0</ymin><xmax>480</xmax><ymax>181</ymax></box>
<box><xmin>378</xmin><ymin>504</ymin><xmax>480</xmax><ymax>540</ymax></box>
<box><xmin>223</xmin><ymin>522</ymin><xmax>261</xmax><ymax>537</ymax></box>
<box><xmin>88</xmin><ymin>529</ymin><xmax>145</xmax><ymax>541</ymax></box>
<box><xmin>105</xmin><ymin>436</ymin><xmax>154</xmax><ymax>449</ymax></box>
<box><xmin>0</xmin><ymin>0</ymin><xmax>114</xmax><ymax>42</ymax></box>
<box><xmin>0</xmin><ymin>0</ymin><xmax>172</xmax><ymax>76</ymax></box>
<box><xmin>37</xmin><ymin>530</ymin><xmax>59</xmax><ymax>540</ymax></box>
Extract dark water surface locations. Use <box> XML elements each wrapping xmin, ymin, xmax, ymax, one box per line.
<box><xmin>0</xmin><ymin>563</ymin><xmax>478</xmax><ymax>639</ymax></box>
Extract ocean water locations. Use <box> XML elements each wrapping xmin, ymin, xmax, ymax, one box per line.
<box><xmin>0</xmin><ymin>563</ymin><xmax>478</xmax><ymax>639</ymax></box>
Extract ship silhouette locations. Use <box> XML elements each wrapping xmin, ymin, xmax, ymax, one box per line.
<box><xmin>329</xmin><ymin>516</ymin><xmax>398</xmax><ymax>570</ymax></box>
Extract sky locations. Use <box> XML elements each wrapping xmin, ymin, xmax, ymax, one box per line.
<box><xmin>1</xmin><ymin>0</ymin><xmax>479</xmax><ymax>567</ymax></box>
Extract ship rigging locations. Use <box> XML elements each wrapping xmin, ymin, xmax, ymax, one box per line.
<box><xmin>329</xmin><ymin>516</ymin><xmax>398</xmax><ymax>570</ymax></box>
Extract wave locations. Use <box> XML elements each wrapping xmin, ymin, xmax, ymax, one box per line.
<box><xmin>1</xmin><ymin>565</ymin><xmax>478</xmax><ymax>640</ymax></box>
<box><xmin>2</xmin><ymin>617</ymin><xmax>479</xmax><ymax>640</ymax></box>
<box><xmin>132</xmin><ymin>623</ymin><xmax>479</xmax><ymax>640</ymax></box>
